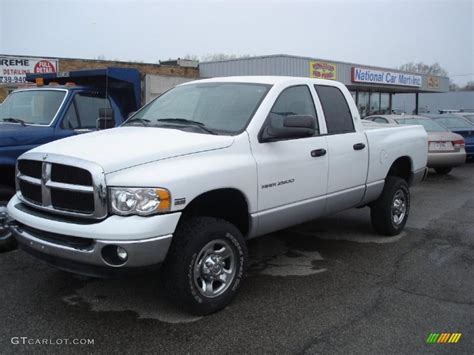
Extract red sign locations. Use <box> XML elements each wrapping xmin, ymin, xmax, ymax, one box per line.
<box><xmin>34</xmin><ymin>60</ymin><xmax>56</xmax><ymax>73</ymax></box>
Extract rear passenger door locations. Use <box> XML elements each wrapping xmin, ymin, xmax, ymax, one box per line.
<box><xmin>314</xmin><ymin>85</ymin><xmax>369</xmax><ymax>213</ymax></box>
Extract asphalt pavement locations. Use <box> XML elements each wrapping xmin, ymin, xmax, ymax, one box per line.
<box><xmin>1</xmin><ymin>164</ymin><xmax>473</xmax><ymax>354</ymax></box>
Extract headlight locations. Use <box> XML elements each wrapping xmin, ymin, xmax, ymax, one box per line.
<box><xmin>109</xmin><ymin>187</ymin><xmax>171</xmax><ymax>216</ymax></box>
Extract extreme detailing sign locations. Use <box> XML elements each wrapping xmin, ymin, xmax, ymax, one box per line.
<box><xmin>351</xmin><ymin>67</ymin><xmax>422</xmax><ymax>87</ymax></box>
<box><xmin>0</xmin><ymin>56</ymin><xmax>58</xmax><ymax>84</ymax></box>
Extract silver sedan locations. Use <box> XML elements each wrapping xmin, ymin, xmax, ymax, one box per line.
<box><xmin>364</xmin><ymin>115</ymin><xmax>466</xmax><ymax>174</ymax></box>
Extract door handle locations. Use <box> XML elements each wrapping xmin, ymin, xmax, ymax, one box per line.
<box><xmin>353</xmin><ymin>143</ymin><xmax>366</xmax><ymax>150</ymax></box>
<box><xmin>311</xmin><ymin>149</ymin><xmax>327</xmax><ymax>157</ymax></box>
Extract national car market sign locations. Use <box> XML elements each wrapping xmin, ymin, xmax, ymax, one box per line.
<box><xmin>351</xmin><ymin>67</ymin><xmax>421</xmax><ymax>87</ymax></box>
<box><xmin>309</xmin><ymin>61</ymin><xmax>337</xmax><ymax>80</ymax></box>
<box><xmin>0</xmin><ymin>56</ymin><xmax>58</xmax><ymax>84</ymax></box>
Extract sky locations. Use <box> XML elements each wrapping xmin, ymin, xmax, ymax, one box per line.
<box><xmin>1</xmin><ymin>0</ymin><xmax>473</xmax><ymax>85</ymax></box>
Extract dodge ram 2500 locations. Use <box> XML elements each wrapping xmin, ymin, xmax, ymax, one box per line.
<box><xmin>7</xmin><ymin>76</ymin><xmax>428</xmax><ymax>315</ymax></box>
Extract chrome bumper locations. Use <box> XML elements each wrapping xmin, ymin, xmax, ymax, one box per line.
<box><xmin>11</xmin><ymin>224</ymin><xmax>172</xmax><ymax>270</ymax></box>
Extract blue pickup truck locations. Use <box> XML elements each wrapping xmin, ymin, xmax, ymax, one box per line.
<box><xmin>0</xmin><ymin>67</ymin><xmax>141</xmax><ymax>251</ymax></box>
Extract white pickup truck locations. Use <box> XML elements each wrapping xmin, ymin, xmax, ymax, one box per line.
<box><xmin>7</xmin><ymin>76</ymin><xmax>428</xmax><ymax>315</ymax></box>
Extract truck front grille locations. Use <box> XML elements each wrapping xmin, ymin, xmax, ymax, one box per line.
<box><xmin>18</xmin><ymin>160</ymin><xmax>42</xmax><ymax>179</ymax></box>
<box><xmin>16</xmin><ymin>154</ymin><xmax>107</xmax><ymax>220</ymax></box>
<box><xmin>18</xmin><ymin>179</ymin><xmax>42</xmax><ymax>205</ymax></box>
<box><xmin>51</xmin><ymin>189</ymin><xmax>95</xmax><ymax>213</ymax></box>
<box><xmin>51</xmin><ymin>163</ymin><xmax>93</xmax><ymax>186</ymax></box>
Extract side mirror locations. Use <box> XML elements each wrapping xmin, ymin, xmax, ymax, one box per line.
<box><xmin>97</xmin><ymin>108</ymin><xmax>115</xmax><ymax>130</ymax></box>
<box><xmin>261</xmin><ymin>114</ymin><xmax>315</xmax><ymax>142</ymax></box>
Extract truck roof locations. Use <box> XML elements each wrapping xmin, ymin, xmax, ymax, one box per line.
<box><xmin>185</xmin><ymin>75</ymin><xmax>344</xmax><ymax>86</ymax></box>
<box><xmin>25</xmin><ymin>67</ymin><xmax>141</xmax><ymax>114</ymax></box>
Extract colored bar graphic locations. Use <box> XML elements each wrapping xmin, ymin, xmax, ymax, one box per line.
<box><xmin>426</xmin><ymin>333</ymin><xmax>462</xmax><ymax>344</ymax></box>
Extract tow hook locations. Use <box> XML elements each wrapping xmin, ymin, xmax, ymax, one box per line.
<box><xmin>0</xmin><ymin>206</ymin><xmax>19</xmax><ymax>252</ymax></box>
<box><xmin>0</xmin><ymin>207</ymin><xmax>16</xmax><ymax>229</ymax></box>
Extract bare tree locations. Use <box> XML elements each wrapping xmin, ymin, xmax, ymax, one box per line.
<box><xmin>462</xmin><ymin>81</ymin><xmax>474</xmax><ymax>91</ymax></box>
<box><xmin>201</xmin><ymin>53</ymin><xmax>254</xmax><ymax>62</ymax></box>
<box><xmin>399</xmin><ymin>62</ymin><xmax>448</xmax><ymax>76</ymax></box>
<box><xmin>183</xmin><ymin>54</ymin><xmax>199</xmax><ymax>61</ymax></box>
<box><xmin>449</xmin><ymin>80</ymin><xmax>459</xmax><ymax>91</ymax></box>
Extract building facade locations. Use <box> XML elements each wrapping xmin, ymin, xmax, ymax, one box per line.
<box><xmin>200</xmin><ymin>54</ymin><xmax>449</xmax><ymax>117</ymax></box>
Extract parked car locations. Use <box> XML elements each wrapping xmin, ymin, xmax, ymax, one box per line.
<box><xmin>365</xmin><ymin>115</ymin><xmax>466</xmax><ymax>174</ymax></box>
<box><xmin>423</xmin><ymin>114</ymin><xmax>474</xmax><ymax>160</ymax></box>
<box><xmin>0</xmin><ymin>68</ymin><xmax>142</xmax><ymax>252</ymax></box>
<box><xmin>454</xmin><ymin>112</ymin><xmax>474</xmax><ymax>125</ymax></box>
<box><xmin>6</xmin><ymin>76</ymin><xmax>427</xmax><ymax>315</ymax></box>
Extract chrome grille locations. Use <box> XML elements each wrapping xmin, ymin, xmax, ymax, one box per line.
<box><xmin>16</xmin><ymin>153</ymin><xmax>107</xmax><ymax>219</ymax></box>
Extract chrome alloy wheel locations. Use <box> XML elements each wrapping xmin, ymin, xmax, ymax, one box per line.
<box><xmin>391</xmin><ymin>190</ymin><xmax>407</xmax><ymax>226</ymax></box>
<box><xmin>193</xmin><ymin>239</ymin><xmax>237</xmax><ymax>298</ymax></box>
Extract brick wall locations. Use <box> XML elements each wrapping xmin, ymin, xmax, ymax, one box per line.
<box><xmin>0</xmin><ymin>56</ymin><xmax>199</xmax><ymax>102</ymax></box>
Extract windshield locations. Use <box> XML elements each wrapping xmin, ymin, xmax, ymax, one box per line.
<box><xmin>433</xmin><ymin>116</ymin><xmax>474</xmax><ymax>129</ymax></box>
<box><xmin>124</xmin><ymin>82</ymin><xmax>270</xmax><ymax>134</ymax></box>
<box><xmin>395</xmin><ymin>118</ymin><xmax>447</xmax><ymax>132</ymax></box>
<box><xmin>0</xmin><ymin>90</ymin><xmax>66</xmax><ymax>126</ymax></box>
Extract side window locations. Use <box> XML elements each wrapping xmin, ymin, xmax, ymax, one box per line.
<box><xmin>61</xmin><ymin>103</ymin><xmax>80</xmax><ymax>129</ymax></box>
<box><xmin>268</xmin><ymin>85</ymin><xmax>319</xmax><ymax>134</ymax></box>
<box><xmin>74</xmin><ymin>93</ymin><xmax>111</xmax><ymax>129</ymax></box>
<box><xmin>373</xmin><ymin>117</ymin><xmax>388</xmax><ymax>124</ymax></box>
<box><xmin>314</xmin><ymin>85</ymin><xmax>355</xmax><ymax>134</ymax></box>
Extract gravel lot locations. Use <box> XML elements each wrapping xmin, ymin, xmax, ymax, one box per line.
<box><xmin>1</xmin><ymin>164</ymin><xmax>473</xmax><ymax>354</ymax></box>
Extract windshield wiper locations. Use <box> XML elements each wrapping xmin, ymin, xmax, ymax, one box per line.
<box><xmin>156</xmin><ymin>118</ymin><xmax>217</xmax><ymax>135</ymax></box>
<box><xmin>1</xmin><ymin>117</ymin><xmax>27</xmax><ymax>126</ymax></box>
<box><xmin>124</xmin><ymin>117</ymin><xmax>151</xmax><ymax>126</ymax></box>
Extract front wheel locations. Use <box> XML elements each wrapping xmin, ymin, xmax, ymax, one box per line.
<box><xmin>162</xmin><ymin>217</ymin><xmax>248</xmax><ymax>315</ymax></box>
<box><xmin>0</xmin><ymin>187</ymin><xmax>17</xmax><ymax>252</ymax></box>
<box><xmin>370</xmin><ymin>177</ymin><xmax>410</xmax><ymax>236</ymax></box>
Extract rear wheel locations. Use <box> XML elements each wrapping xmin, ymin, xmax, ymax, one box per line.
<box><xmin>434</xmin><ymin>167</ymin><xmax>452</xmax><ymax>175</ymax></box>
<box><xmin>0</xmin><ymin>186</ymin><xmax>17</xmax><ymax>252</ymax></box>
<box><xmin>370</xmin><ymin>177</ymin><xmax>410</xmax><ymax>236</ymax></box>
<box><xmin>162</xmin><ymin>217</ymin><xmax>247</xmax><ymax>315</ymax></box>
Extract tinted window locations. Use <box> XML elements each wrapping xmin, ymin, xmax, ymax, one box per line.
<box><xmin>74</xmin><ymin>93</ymin><xmax>111</xmax><ymax>129</ymax></box>
<box><xmin>434</xmin><ymin>116</ymin><xmax>473</xmax><ymax>129</ymax></box>
<box><xmin>268</xmin><ymin>85</ymin><xmax>318</xmax><ymax>134</ymax></box>
<box><xmin>373</xmin><ymin>117</ymin><xmax>388</xmax><ymax>124</ymax></box>
<box><xmin>61</xmin><ymin>104</ymin><xmax>80</xmax><ymax>129</ymax></box>
<box><xmin>315</xmin><ymin>85</ymin><xmax>354</xmax><ymax>134</ymax></box>
<box><xmin>395</xmin><ymin>118</ymin><xmax>447</xmax><ymax>132</ymax></box>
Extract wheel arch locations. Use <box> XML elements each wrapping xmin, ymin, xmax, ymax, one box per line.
<box><xmin>386</xmin><ymin>156</ymin><xmax>413</xmax><ymax>183</ymax></box>
<box><xmin>179</xmin><ymin>188</ymin><xmax>251</xmax><ymax>237</ymax></box>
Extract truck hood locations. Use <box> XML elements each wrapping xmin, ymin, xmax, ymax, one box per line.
<box><xmin>29</xmin><ymin>127</ymin><xmax>234</xmax><ymax>173</ymax></box>
<box><xmin>0</xmin><ymin>123</ymin><xmax>54</xmax><ymax>148</ymax></box>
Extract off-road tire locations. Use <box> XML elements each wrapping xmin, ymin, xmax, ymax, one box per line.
<box><xmin>161</xmin><ymin>217</ymin><xmax>247</xmax><ymax>315</ymax></box>
<box><xmin>370</xmin><ymin>177</ymin><xmax>410</xmax><ymax>236</ymax></box>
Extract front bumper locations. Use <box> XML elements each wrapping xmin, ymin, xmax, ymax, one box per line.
<box><xmin>7</xmin><ymin>195</ymin><xmax>181</xmax><ymax>276</ymax></box>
